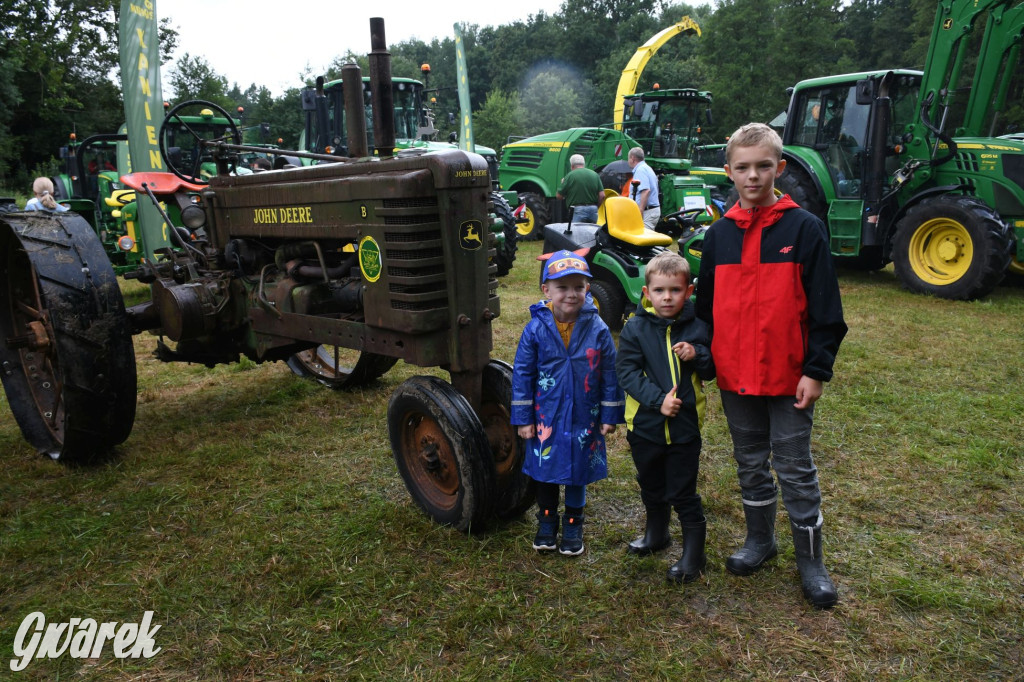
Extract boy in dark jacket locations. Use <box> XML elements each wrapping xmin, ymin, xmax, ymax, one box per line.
<box><xmin>617</xmin><ymin>251</ymin><xmax>715</xmax><ymax>583</ymax></box>
<box><xmin>695</xmin><ymin>123</ymin><xmax>847</xmax><ymax>608</ymax></box>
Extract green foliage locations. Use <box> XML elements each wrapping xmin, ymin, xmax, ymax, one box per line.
<box><xmin>168</xmin><ymin>54</ymin><xmax>232</xmax><ymax>109</ymax></box>
<box><xmin>520</xmin><ymin>70</ymin><xmax>586</xmax><ymax>136</ymax></box>
<box><xmin>474</xmin><ymin>90</ymin><xmax>525</xmax><ymax>151</ymax></box>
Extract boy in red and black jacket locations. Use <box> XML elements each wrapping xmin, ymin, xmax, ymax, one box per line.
<box><xmin>695</xmin><ymin>123</ymin><xmax>847</xmax><ymax>608</ymax></box>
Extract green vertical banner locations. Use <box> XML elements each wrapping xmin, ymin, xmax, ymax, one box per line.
<box><xmin>119</xmin><ymin>0</ymin><xmax>171</xmax><ymax>262</ymax></box>
<box><xmin>454</xmin><ymin>23</ymin><xmax>474</xmax><ymax>153</ymax></box>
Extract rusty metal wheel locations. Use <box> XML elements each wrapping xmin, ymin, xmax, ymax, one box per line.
<box><xmin>480</xmin><ymin>360</ymin><xmax>534</xmax><ymax>520</ymax></box>
<box><xmin>0</xmin><ymin>212</ymin><xmax>136</xmax><ymax>461</ymax></box>
<box><xmin>286</xmin><ymin>345</ymin><xmax>397</xmax><ymax>389</ymax></box>
<box><xmin>388</xmin><ymin>376</ymin><xmax>495</xmax><ymax>531</ymax></box>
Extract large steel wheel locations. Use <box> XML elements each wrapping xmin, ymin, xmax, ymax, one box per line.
<box><xmin>0</xmin><ymin>212</ymin><xmax>137</xmax><ymax>461</ymax></box>
<box><xmin>490</xmin><ymin>191</ymin><xmax>519</xmax><ymax>277</ymax></box>
<box><xmin>517</xmin><ymin>192</ymin><xmax>548</xmax><ymax>241</ymax></box>
<box><xmin>480</xmin><ymin>360</ymin><xmax>534</xmax><ymax>520</ymax></box>
<box><xmin>389</xmin><ymin>376</ymin><xmax>495</xmax><ymax>531</ymax></box>
<box><xmin>286</xmin><ymin>345</ymin><xmax>397</xmax><ymax>389</ymax></box>
<box><xmin>893</xmin><ymin>195</ymin><xmax>1012</xmax><ymax>300</ymax></box>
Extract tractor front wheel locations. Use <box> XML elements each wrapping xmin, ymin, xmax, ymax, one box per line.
<box><xmin>0</xmin><ymin>212</ymin><xmax>137</xmax><ymax>461</ymax></box>
<box><xmin>389</xmin><ymin>376</ymin><xmax>495</xmax><ymax>532</ymax></box>
<box><xmin>517</xmin><ymin>192</ymin><xmax>549</xmax><ymax>241</ymax></box>
<box><xmin>286</xmin><ymin>346</ymin><xmax>397</xmax><ymax>389</ymax></box>
<box><xmin>893</xmin><ymin>195</ymin><xmax>1012</xmax><ymax>300</ymax></box>
<box><xmin>480</xmin><ymin>360</ymin><xmax>534</xmax><ymax>520</ymax></box>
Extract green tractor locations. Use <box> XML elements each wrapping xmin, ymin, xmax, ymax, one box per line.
<box><xmin>299</xmin><ymin>74</ymin><xmax>520</xmax><ymax>277</ymax></box>
<box><xmin>776</xmin><ymin>0</ymin><xmax>1024</xmax><ymax>300</ymax></box>
<box><xmin>498</xmin><ymin>87</ymin><xmax>729</xmax><ymax>243</ymax></box>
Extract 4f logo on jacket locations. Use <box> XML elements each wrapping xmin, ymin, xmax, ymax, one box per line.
<box><xmin>780</xmin><ymin>245</ymin><xmax>794</xmax><ymax>254</ymax></box>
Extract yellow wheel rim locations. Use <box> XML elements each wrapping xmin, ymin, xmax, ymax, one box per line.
<box><xmin>1008</xmin><ymin>255</ymin><xmax>1024</xmax><ymax>276</ymax></box>
<box><xmin>908</xmin><ymin>216</ymin><xmax>973</xmax><ymax>284</ymax></box>
<box><xmin>517</xmin><ymin>206</ymin><xmax>536</xmax><ymax>237</ymax></box>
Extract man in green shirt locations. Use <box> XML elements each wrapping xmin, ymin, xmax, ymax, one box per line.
<box><xmin>557</xmin><ymin>154</ymin><xmax>605</xmax><ymax>224</ymax></box>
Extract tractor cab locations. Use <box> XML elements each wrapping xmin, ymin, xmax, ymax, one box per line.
<box><xmin>620</xmin><ymin>88</ymin><xmax>713</xmax><ymax>161</ymax></box>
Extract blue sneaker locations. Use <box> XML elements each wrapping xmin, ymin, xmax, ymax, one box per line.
<box><xmin>559</xmin><ymin>513</ymin><xmax>585</xmax><ymax>556</ymax></box>
<box><xmin>533</xmin><ymin>508</ymin><xmax>559</xmax><ymax>551</ymax></box>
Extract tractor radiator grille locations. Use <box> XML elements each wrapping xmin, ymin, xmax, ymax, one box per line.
<box><xmin>387</xmin><ymin>247</ymin><xmax>443</xmax><ymax>260</ymax></box>
<box><xmin>385</xmin><ymin>214</ymin><xmax>439</xmax><ymax>225</ymax></box>
<box><xmin>383</xmin><ymin>197</ymin><xmax>438</xmax><ymax>209</ymax></box>
<box><xmin>385</xmin><ymin>230</ymin><xmax>442</xmax><ymax>242</ymax></box>
<box><xmin>955</xmin><ymin>151</ymin><xmax>980</xmax><ymax>173</ymax></box>
<box><xmin>504</xmin><ymin>149</ymin><xmax>544</xmax><ymax>169</ymax></box>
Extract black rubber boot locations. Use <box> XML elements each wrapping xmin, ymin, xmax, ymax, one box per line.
<box><xmin>627</xmin><ymin>504</ymin><xmax>672</xmax><ymax>555</ymax></box>
<box><xmin>791</xmin><ymin>519</ymin><xmax>838</xmax><ymax>609</ymax></box>
<box><xmin>532</xmin><ymin>508</ymin><xmax>558</xmax><ymax>552</ymax></box>
<box><xmin>726</xmin><ymin>500</ymin><xmax>778</xmax><ymax>576</ymax></box>
<box><xmin>667</xmin><ymin>521</ymin><xmax>706</xmax><ymax>584</ymax></box>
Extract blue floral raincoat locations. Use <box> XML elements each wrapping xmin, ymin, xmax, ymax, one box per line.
<box><xmin>511</xmin><ymin>299</ymin><xmax>625</xmax><ymax>485</ymax></box>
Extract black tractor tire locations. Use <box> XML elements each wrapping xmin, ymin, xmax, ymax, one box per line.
<box><xmin>286</xmin><ymin>346</ymin><xmax>397</xmax><ymax>389</ymax></box>
<box><xmin>480</xmin><ymin>360</ymin><xmax>534</xmax><ymax>520</ymax></box>
<box><xmin>517</xmin><ymin>192</ymin><xmax>549</xmax><ymax>241</ymax></box>
<box><xmin>775</xmin><ymin>164</ymin><xmax>826</xmax><ymax>220</ymax></box>
<box><xmin>892</xmin><ymin>195</ymin><xmax>1012</xmax><ymax>300</ymax></box>
<box><xmin>389</xmin><ymin>375</ymin><xmax>495</xmax><ymax>532</ymax></box>
<box><xmin>490</xmin><ymin>191</ymin><xmax>518</xmax><ymax>277</ymax></box>
<box><xmin>590</xmin><ymin>278</ymin><xmax>627</xmax><ymax>331</ymax></box>
<box><xmin>0</xmin><ymin>211</ymin><xmax>137</xmax><ymax>461</ymax></box>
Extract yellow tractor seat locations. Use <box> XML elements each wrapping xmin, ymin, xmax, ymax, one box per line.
<box><xmin>603</xmin><ymin>196</ymin><xmax>673</xmax><ymax>247</ymax></box>
<box><xmin>104</xmin><ymin>189</ymin><xmax>136</xmax><ymax>207</ymax></box>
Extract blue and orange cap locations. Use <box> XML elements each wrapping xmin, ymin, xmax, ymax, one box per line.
<box><xmin>539</xmin><ymin>249</ymin><xmax>591</xmax><ymax>282</ymax></box>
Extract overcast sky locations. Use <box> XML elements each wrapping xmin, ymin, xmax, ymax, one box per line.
<box><xmin>160</xmin><ymin>1</ymin><xmax>566</xmax><ymax>97</ymax></box>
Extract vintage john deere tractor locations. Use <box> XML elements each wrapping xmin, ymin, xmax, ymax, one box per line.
<box><xmin>0</xmin><ymin>20</ymin><xmax>529</xmax><ymax>531</ymax></box>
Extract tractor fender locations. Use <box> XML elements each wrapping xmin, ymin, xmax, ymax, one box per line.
<box><xmin>780</xmin><ymin>151</ymin><xmax>831</xmax><ymax>204</ymax></box>
<box><xmin>591</xmin><ymin>250</ymin><xmax>644</xmax><ymax>306</ymax></box>
<box><xmin>884</xmin><ymin>183</ymin><xmax>969</xmax><ymax>254</ymax></box>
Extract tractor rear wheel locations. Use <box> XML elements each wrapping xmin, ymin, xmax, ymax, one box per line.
<box><xmin>775</xmin><ymin>164</ymin><xmax>826</xmax><ymax>220</ymax></box>
<box><xmin>590</xmin><ymin>278</ymin><xmax>626</xmax><ymax>331</ymax></box>
<box><xmin>490</xmin><ymin>191</ymin><xmax>518</xmax><ymax>277</ymax></box>
<box><xmin>517</xmin><ymin>192</ymin><xmax>548</xmax><ymax>241</ymax></box>
<box><xmin>286</xmin><ymin>346</ymin><xmax>397</xmax><ymax>389</ymax></box>
<box><xmin>389</xmin><ymin>376</ymin><xmax>495</xmax><ymax>531</ymax></box>
<box><xmin>480</xmin><ymin>360</ymin><xmax>534</xmax><ymax>520</ymax></box>
<box><xmin>892</xmin><ymin>195</ymin><xmax>1012</xmax><ymax>300</ymax></box>
<box><xmin>0</xmin><ymin>212</ymin><xmax>137</xmax><ymax>461</ymax></box>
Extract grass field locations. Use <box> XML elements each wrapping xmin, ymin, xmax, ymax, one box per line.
<box><xmin>2</xmin><ymin>239</ymin><xmax>1022</xmax><ymax>680</ymax></box>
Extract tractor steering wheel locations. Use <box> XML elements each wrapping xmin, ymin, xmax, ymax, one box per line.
<box><xmin>160</xmin><ymin>100</ymin><xmax>242</xmax><ymax>185</ymax></box>
<box><xmin>660</xmin><ymin>207</ymin><xmax>706</xmax><ymax>237</ymax></box>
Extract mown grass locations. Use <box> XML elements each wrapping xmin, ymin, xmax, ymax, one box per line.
<box><xmin>1</xmin><ymin>240</ymin><xmax>1022</xmax><ymax>680</ymax></box>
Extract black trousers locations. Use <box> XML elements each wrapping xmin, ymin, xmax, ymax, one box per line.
<box><xmin>627</xmin><ymin>430</ymin><xmax>704</xmax><ymax>523</ymax></box>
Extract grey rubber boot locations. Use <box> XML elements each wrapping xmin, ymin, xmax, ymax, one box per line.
<box><xmin>667</xmin><ymin>520</ymin><xmax>706</xmax><ymax>584</ymax></box>
<box><xmin>726</xmin><ymin>500</ymin><xmax>778</xmax><ymax>576</ymax></box>
<box><xmin>627</xmin><ymin>504</ymin><xmax>672</xmax><ymax>555</ymax></box>
<box><xmin>791</xmin><ymin>519</ymin><xmax>838</xmax><ymax>609</ymax></box>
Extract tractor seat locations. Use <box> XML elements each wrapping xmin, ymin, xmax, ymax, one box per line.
<box><xmin>104</xmin><ymin>189</ymin><xmax>136</xmax><ymax>208</ymax></box>
<box><xmin>603</xmin><ymin>196</ymin><xmax>673</xmax><ymax>247</ymax></box>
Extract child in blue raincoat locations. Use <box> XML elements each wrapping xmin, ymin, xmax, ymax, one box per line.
<box><xmin>511</xmin><ymin>250</ymin><xmax>625</xmax><ymax>556</ymax></box>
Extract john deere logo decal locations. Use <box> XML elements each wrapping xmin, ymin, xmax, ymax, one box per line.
<box><xmin>460</xmin><ymin>220</ymin><xmax>484</xmax><ymax>250</ymax></box>
<box><xmin>358</xmin><ymin>236</ymin><xmax>382</xmax><ymax>282</ymax></box>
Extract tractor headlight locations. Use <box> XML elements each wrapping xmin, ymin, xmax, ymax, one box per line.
<box><xmin>181</xmin><ymin>204</ymin><xmax>207</xmax><ymax>230</ymax></box>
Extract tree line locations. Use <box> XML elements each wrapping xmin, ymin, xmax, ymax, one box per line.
<box><xmin>2</xmin><ymin>0</ymin><xmax>1018</xmax><ymax>192</ymax></box>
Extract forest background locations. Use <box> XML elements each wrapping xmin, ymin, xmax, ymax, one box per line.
<box><xmin>2</xmin><ymin>0</ymin><xmax>1021</xmax><ymax>193</ymax></box>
